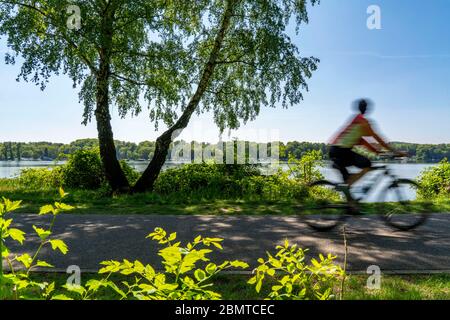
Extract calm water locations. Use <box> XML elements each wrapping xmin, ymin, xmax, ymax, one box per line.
<box><xmin>0</xmin><ymin>161</ymin><xmax>434</xmax><ymax>201</ymax></box>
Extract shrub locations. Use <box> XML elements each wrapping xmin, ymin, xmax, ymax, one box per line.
<box><xmin>287</xmin><ymin>150</ymin><xmax>324</xmax><ymax>185</ymax></box>
<box><xmin>17</xmin><ymin>167</ymin><xmax>64</xmax><ymax>189</ymax></box>
<box><xmin>62</xmin><ymin>148</ymin><xmax>105</xmax><ymax>190</ymax></box>
<box><xmin>417</xmin><ymin>159</ymin><xmax>450</xmax><ymax>199</ymax></box>
<box><xmin>239</xmin><ymin>170</ymin><xmax>309</xmax><ymax>201</ymax></box>
<box><xmin>248</xmin><ymin>239</ymin><xmax>344</xmax><ymax>300</ymax></box>
<box><xmin>120</xmin><ymin>160</ymin><xmax>140</xmax><ymax>185</ymax></box>
<box><xmin>154</xmin><ymin>163</ymin><xmax>257</xmax><ymax>198</ymax></box>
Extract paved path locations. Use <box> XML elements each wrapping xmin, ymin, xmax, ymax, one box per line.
<box><xmin>4</xmin><ymin>214</ymin><xmax>450</xmax><ymax>273</ymax></box>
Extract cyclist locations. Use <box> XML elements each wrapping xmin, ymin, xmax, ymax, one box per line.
<box><xmin>329</xmin><ymin>98</ymin><xmax>403</xmax><ymax>186</ymax></box>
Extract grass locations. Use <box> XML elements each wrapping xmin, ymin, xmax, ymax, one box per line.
<box><xmin>17</xmin><ymin>273</ymin><xmax>450</xmax><ymax>300</ymax></box>
<box><xmin>1</xmin><ymin>182</ymin><xmax>449</xmax><ymax>216</ymax></box>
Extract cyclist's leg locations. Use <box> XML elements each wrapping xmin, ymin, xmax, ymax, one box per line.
<box><xmin>346</xmin><ymin>151</ymin><xmax>372</xmax><ymax>186</ymax></box>
<box><xmin>329</xmin><ymin>146</ymin><xmax>351</xmax><ymax>183</ymax></box>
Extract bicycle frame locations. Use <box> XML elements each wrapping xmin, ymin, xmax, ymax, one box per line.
<box><xmin>350</xmin><ymin>164</ymin><xmax>398</xmax><ymax>201</ymax></box>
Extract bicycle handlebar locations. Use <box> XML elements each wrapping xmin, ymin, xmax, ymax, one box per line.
<box><xmin>378</xmin><ymin>152</ymin><xmax>408</xmax><ymax>161</ymax></box>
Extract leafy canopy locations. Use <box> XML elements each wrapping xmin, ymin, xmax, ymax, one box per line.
<box><xmin>0</xmin><ymin>0</ymin><xmax>319</xmax><ymax>130</ymax></box>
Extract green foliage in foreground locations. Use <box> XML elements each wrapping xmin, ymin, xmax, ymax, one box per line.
<box><xmin>417</xmin><ymin>159</ymin><xmax>450</xmax><ymax>200</ymax></box>
<box><xmin>1</xmin><ymin>195</ymin><xmax>343</xmax><ymax>300</ymax></box>
<box><xmin>0</xmin><ymin>188</ymin><xmax>73</xmax><ymax>299</ymax></box>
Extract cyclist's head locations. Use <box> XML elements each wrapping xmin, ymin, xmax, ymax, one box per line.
<box><xmin>353</xmin><ymin>98</ymin><xmax>373</xmax><ymax>115</ymax></box>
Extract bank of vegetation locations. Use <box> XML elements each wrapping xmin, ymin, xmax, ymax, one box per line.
<box><xmin>1</xmin><ymin>139</ymin><xmax>449</xmax><ymax>164</ymax></box>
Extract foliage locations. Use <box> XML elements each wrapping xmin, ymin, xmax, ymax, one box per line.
<box><xmin>119</xmin><ymin>161</ymin><xmax>140</xmax><ymax>186</ymax></box>
<box><xmin>18</xmin><ymin>167</ymin><xmax>64</xmax><ymax>189</ymax></box>
<box><xmin>239</xmin><ymin>170</ymin><xmax>310</xmax><ymax>201</ymax></box>
<box><xmin>1</xmin><ymin>195</ymin><xmax>344</xmax><ymax>300</ymax></box>
<box><xmin>287</xmin><ymin>150</ymin><xmax>324</xmax><ymax>185</ymax></box>
<box><xmin>0</xmin><ymin>188</ymin><xmax>73</xmax><ymax>299</ymax></box>
<box><xmin>154</xmin><ymin>163</ymin><xmax>258</xmax><ymax>198</ymax></box>
<box><xmin>2</xmin><ymin>139</ymin><xmax>450</xmax><ymax>163</ymax></box>
<box><xmin>62</xmin><ymin>148</ymin><xmax>105</xmax><ymax>190</ymax></box>
<box><xmin>417</xmin><ymin>159</ymin><xmax>450</xmax><ymax>199</ymax></box>
<box><xmin>248</xmin><ymin>239</ymin><xmax>344</xmax><ymax>300</ymax></box>
<box><xmin>55</xmin><ymin>228</ymin><xmax>249</xmax><ymax>300</ymax></box>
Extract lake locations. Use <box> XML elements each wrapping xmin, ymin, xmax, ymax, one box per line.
<box><xmin>0</xmin><ymin>161</ymin><xmax>434</xmax><ymax>202</ymax></box>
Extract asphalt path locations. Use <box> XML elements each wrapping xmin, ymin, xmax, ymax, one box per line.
<box><xmin>4</xmin><ymin>213</ymin><xmax>450</xmax><ymax>273</ymax></box>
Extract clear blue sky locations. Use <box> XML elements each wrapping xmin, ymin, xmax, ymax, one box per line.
<box><xmin>1</xmin><ymin>0</ymin><xmax>449</xmax><ymax>144</ymax></box>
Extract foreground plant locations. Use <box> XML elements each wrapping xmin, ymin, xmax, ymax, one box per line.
<box><xmin>0</xmin><ymin>188</ymin><xmax>73</xmax><ymax>299</ymax></box>
<box><xmin>57</xmin><ymin>228</ymin><xmax>248</xmax><ymax>300</ymax></box>
<box><xmin>249</xmin><ymin>240</ymin><xmax>344</xmax><ymax>300</ymax></box>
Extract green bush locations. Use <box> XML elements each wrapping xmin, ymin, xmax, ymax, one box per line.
<box><xmin>239</xmin><ymin>170</ymin><xmax>309</xmax><ymax>201</ymax></box>
<box><xmin>154</xmin><ymin>163</ymin><xmax>258</xmax><ymax>199</ymax></box>
<box><xmin>18</xmin><ymin>167</ymin><xmax>64</xmax><ymax>189</ymax></box>
<box><xmin>417</xmin><ymin>159</ymin><xmax>450</xmax><ymax>199</ymax></box>
<box><xmin>120</xmin><ymin>160</ymin><xmax>140</xmax><ymax>185</ymax></box>
<box><xmin>249</xmin><ymin>239</ymin><xmax>344</xmax><ymax>300</ymax></box>
<box><xmin>62</xmin><ymin>148</ymin><xmax>105</xmax><ymax>189</ymax></box>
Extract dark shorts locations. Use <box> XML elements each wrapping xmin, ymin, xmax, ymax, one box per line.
<box><xmin>329</xmin><ymin>146</ymin><xmax>371</xmax><ymax>182</ymax></box>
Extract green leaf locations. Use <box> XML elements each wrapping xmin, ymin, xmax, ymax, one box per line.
<box><xmin>3</xmin><ymin>198</ymin><xmax>21</xmax><ymax>212</ymax></box>
<box><xmin>86</xmin><ymin>279</ymin><xmax>107</xmax><ymax>292</ymax></box>
<box><xmin>51</xmin><ymin>294</ymin><xmax>74</xmax><ymax>300</ymax></box>
<box><xmin>39</xmin><ymin>205</ymin><xmax>54</xmax><ymax>215</ymax></box>
<box><xmin>63</xmin><ymin>284</ymin><xmax>86</xmax><ymax>296</ymax></box>
<box><xmin>59</xmin><ymin>187</ymin><xmax>68</xmax><ymax>199</ymax></box>
<box><xmin>248</xmin><ymin>276</ymin><xmax>257</xmax><ymax>285</ymax></box>
<box><xmin>17</xmin><ymin>253</ymin><xmax>33</xmax><ymax>268</ymax></box>
<box><xmin>256</xmin><ymin>278</ymin><xmax>263</xmax><ymax>293</ymax></box>
<box><xmin>9</xmin><ymin>228</ymin><xmax>26</xmax><ymax>244</ymax></box>
<box><xmin>45</xmin><ymin>282</ymin><xmax>55</xmax><ymax>296</ymax></box>
<box><xmin>205</xmin><ymin>263</ymin><xmax>217</xmax><ymax>275</ymax></box>
<box><xmin>168</xmin><ymin>232</ymin><xmax>177</xmax><ymax>241</ymax></box>
<box><xmin>229</xmin><ymin>260</ymin><xmax>249</xmax><ymax>269</ymax></box>
<box><xmin>1</xmin><ymin>245</ymin><xmax>9</xmax><ymax>258</ymax></box>
<box><xmin>33</xmin><ymin>225</ymin><xmax>51</xmax><ymax>240</ymax></box>
<box><xmin>49</xmin><ymin>239</ymin><xmax>68</xmax><ymax>255</ymax></box>
<box><xmin>34</xmin><ymin>260</ymin><xmax>54</xmax><ymax>268</ymax></box>
<box><xmin>194</xmin><ymin>269</ymin><xmax>206</xmax><ymax>281</ymax></box>
<box><xmin>267</xmin><ymin>268</ymin><xmax>276</xmax><ymax>276</ymax></box>
<box><xmin>54</xmin><ymin>202</ymin><xmax>75</xmax><ymax>212</ymax></box>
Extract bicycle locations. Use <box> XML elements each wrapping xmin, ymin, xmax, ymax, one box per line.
<box><xmin>299</xmin><ymin>155</ymin><xmax>430</xmax><ymax>232</ymax></box>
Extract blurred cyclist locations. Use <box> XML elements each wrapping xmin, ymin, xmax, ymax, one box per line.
<box><xmin>329</xmin><ymin>98</ymin><xmax>404</xmax><ymax>186</ymax></box>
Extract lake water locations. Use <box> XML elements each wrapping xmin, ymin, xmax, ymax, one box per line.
<box><xmin>0</xmin><ymin>161</ymin><xmax>434</xmax><ymax>201</ymax></box>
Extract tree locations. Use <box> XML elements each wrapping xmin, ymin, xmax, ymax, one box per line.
<box><xmin>0</xmin><ymin>0</ymin><xmax>205</xmax><ymax>192</ymax></box>
<box><xmin>132</xmin><ymin>0</ymin><xmax>320</xmax><ymax>192</ymax></box>
<box><xmin>16</xmin><ymin>142</ymin><xmax>21</xmax><ymax>161</ymax></box>
<box><xmin>1</xmin><ymin>0</ymin><xmax>319</xmax><ymax>193</ymax></box>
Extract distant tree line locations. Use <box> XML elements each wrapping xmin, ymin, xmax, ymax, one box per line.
<box><xmin>0</xmin><ymin>139</ymin><xmax>449</xmax><ymax>163</ymax></box>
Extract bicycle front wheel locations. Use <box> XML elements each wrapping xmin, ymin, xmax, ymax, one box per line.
<box><xmin>300</xmin><ymin>180</ymin><xmax>351</xmax><ymax>231</ymax></box>
<box><xmin>378</xmin><ymin>179</ymin><xmax>429</xmax><ymax>231</ymax></box>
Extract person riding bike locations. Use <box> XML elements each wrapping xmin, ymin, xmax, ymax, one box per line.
<box><xmin>329</xmin><ymin>98</ymin><xmax>404</xmax><ymax>186</ymax></box>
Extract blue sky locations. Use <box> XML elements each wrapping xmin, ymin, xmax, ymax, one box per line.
<box><xmin>1</xmin><ymin>0</ymin><xmax>449</xmax><ymax>144</ymax></box>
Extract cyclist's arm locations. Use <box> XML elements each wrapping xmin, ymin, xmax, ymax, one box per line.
<box><xmin>360</xmin><ymin>137</ymin><xmax>379</xmax><ymax>153</ymax></box>
<box><xmin>364</xmin><ymin>121</ymin><xmax>392</xmax><ymax>152</ymax></box>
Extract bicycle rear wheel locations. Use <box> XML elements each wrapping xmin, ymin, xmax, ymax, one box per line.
<box><xmin>299</xmin><ymin>180</ymin><xmax>351</xmax><ymax>231</ymax></box>
<box><xmin>378</xmin><ymin>179</ymin><xmax>429</xmax><ymax>231</ymax></box>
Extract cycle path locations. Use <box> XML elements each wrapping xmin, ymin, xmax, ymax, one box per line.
<box><xmin>4</xmin><ymin>213</ymin><xmax>450</xmax><ymax>273</ymax></box>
